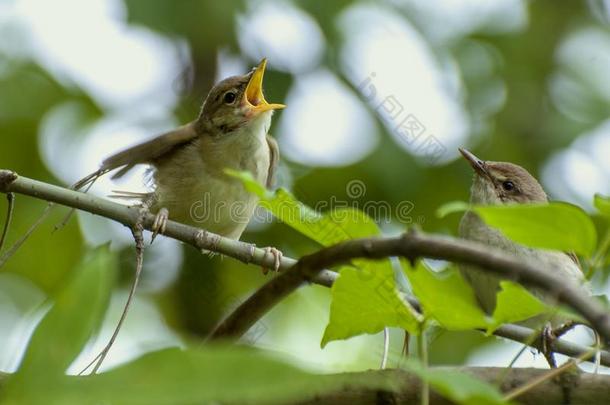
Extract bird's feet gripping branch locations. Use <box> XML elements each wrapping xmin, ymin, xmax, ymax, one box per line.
<box><xmin>262</xmin><ymin>246</ymin><xmax>283</xmax><ymax>275</ymax></box>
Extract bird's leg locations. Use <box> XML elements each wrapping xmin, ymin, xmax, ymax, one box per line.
<box><xmin>261</xmin><ymin>246</ymin><xmax>283</xmax><ymax>275</ymax></box>
<box><xmin>151</xmin><ymin>207</ymin><xmax>169</xmax><ymax>243</ymax></box>
<box><xmin>138</xmin><ymin>194</ymin><xmax>168</xmax><ymax>244</ymax></box>
<box><xmin>541</xmin><ymin>321</ymin><xmax>577</xmax><ymax>405</ymax></box>
<box><xmin>541</xmin><ymin>321</ymin><xmax>576</xmax><ymax>366</ymax></box>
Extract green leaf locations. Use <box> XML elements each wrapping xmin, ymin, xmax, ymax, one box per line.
<box><xmin>402</xmin><ymin>358</ymin><xmax>509</xmax><ymax>405</ymax></box>
<box><xmin>227</xmin><ymin>170</ymin><xmax>381</xmax><ymax>245</ymax></box>
<box><xmin>436</xmin><ymin>200</ymin><xmax>470</xmax><ymax>218</ymax></box>
<box><xmin>230</xmin><ymin>170</ymin><xmax>421</xmax><ymax>344</ymax></box>
<box><xmin>438</xmin><ymin>201</ymin><xmax>596</xmax><ymax>256</ymax></box>
<box><xmin>474</xmin><ymin>202</ymin><xmax>596</xmax><ymax>256</ymax></box>
<box><xmin>487</xmin><ymin>282</ymin><xmax>548</xmax><ymax>333</ymax></box>
<box><xmin>225</xmin><ymin>168</ymin><xmax>270</xmax><ymax>197</ymax></box>
<box><xmin>35</xmin><ymin>346</ymin><xmax>401</xmax><ymax>405</ymax></box>
<box><xmin>17</xmin><ymin>245</ymin><xmax>116</xmax><ymax>376</ymax></box>
<box><xmin>403</xmin><ymin>261</ymin><xmax>491</xmax><ymax>330</ymax></box>
<box><xmin>594</xmin><ymin>194</ymin><xmax>610</xmax><ymax>218</ymax></box>
<box><xmin>321</xmin><ymin>267</ymin><xmax>422</xmax><ymax>347</ymax></box>
<box><xmin>3</xmin><ymin>246</ymin><xmax>117</xmax><ymax>403</ymax></box>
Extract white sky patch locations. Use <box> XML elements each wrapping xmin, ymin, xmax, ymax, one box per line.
<box><xmin>278</xmin><ymin>69</ymin><xmax>379</xmax><ymax>167</ymax></box>
<box><xmin>550</xmin><ymin>27</ymin><xmax>610</xmax><ymax>122</ymax></box>
<box><xmin>542</xmin><ymin>147</ymin><xmax>610</xmax><ymax>210</ymax></box>
<box><xmin>339</xmin><ymin>4</ymin><xmax>469</xmax><ymax>165</ymax></box>
<box><xmin>0</xmin><ymin>274</ymin><xmax>46</xmax><ymax>372</ymax></box>
<box><xmin>556</xmin><ymin>27</ymin><xmax>610</xmax><ymax>97</ymax></box>
<box><xmin>386</xmin><ymin>0</ymin><xmax>528</xmax><ymax>43</ymax></box>
<box><xmin>8</xmin><ymin>0</ymin><xmax>188</xmax><ymax>111</ymax></box>
<box><xmin>216</xmin><ymin>48</ymin><xmax>248</xmax><ymax>83</ymax></box>
<box><xmin>38</xmin><ymin>101</ymin><xmax>178</xmax><ymax>194</ymax></box>
<box><xmin>238</xmin><ymin>1</ymin><xmax>325</xmax><ymax>74</ymax></box>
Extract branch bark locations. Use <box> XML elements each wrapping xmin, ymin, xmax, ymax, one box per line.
<box><xmin>0</xmin><ymin>366</ymin><xmax>608</xmax><ymax>404</ymax></box>
<box><xmin>211</xmin><ymin>231</ymin><xmax>610</xmax><ymax>346</ymax></box>
<box><xmin>294</xmin><ymin>367</ymin><xmax>610</xmax><ymax>405</ymax></box>
<box><xmin>1</xmin><ymin>170</ymin><xmax>608</xmax><ymax>365</ymax></box>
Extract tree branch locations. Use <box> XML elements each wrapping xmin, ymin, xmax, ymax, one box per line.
<box><xmin>0</xmin><ymin>170</ymin><xmax>336</xmax><ymax>285</ymax></box>
<box><xmin>211</xmin><ymin>231</ymin><xmax>610</xmax><ymax>345</ymax></box>
<box><xmin>1</xmin><ymin>170</ymin><xmax>608</xmax><ymax>365</ymax></box>
<box><xmin>1</xmin><ymin>366</ymin><xmax>609</xmax><ymax>403</ymax></box>
<box><xmin>294</xmin><ymin>367</ymin><xmax>610</xmax><ymax>405</ymax></box>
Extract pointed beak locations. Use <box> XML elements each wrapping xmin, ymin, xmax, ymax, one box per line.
<box><xmin>244</xmin><ymin>58</ymin><xmax>286</xmax><ymax>113</ymax></box>
<box><xmin>459</xmin><ymin>148</ymin><xmax>488</xmax><ymax>177</ymax></box>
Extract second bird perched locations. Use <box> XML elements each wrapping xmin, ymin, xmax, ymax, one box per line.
<box><xmin>76</xmin><ymin>59</ymin><xmax>285</xmax><ymax>243</ymax></box>
<box><xmin>458</xmin><ymin>148</ymin><xmax>587</xmax><ymax>316</ymax></box>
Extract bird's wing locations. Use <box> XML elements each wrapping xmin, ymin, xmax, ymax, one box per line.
<box><xmin>266</xmin><ymin>134</ymin><xmax>280</xmax><ymax>189</ymax></box>
<box><xmin>73</xmin><ymin>122</ymin><xmax>198</xmax><ymax>190</ymax></box>
<box><xmin>103</xmin><ymin>122</ymin><xmax>198</xmax><ymax>173</ymax></box>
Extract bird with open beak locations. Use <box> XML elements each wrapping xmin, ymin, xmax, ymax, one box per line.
<box><xmin>64</xmin><ymin>60</ymin><xmax>285</xmax><ymax>374</ymax></box>
<box><xmin>75</xmin><ymin>58</ymin><xmax>285</xmax><ymax>266</ymax></box>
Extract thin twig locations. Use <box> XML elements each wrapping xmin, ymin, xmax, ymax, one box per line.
<box><xmin>54</xmin><ymin>173</ymin><xmax>98</xmax><ymax>233</ymax></box>
<box><xmin>80</xmin><ymin>218</ymin><xmax>146</xmax><ymax>375</ymax></box>
<box><xmin>0</xmin><ymin>193</ymin><xmax>15</xmax><ymax>253</ymax></box>
<box><xmin>0</xmin><ymin>203</ymin><xmax>53</xmax><ymax>269</ymax></box>
<box><xmin>494</xmin><ymin>311</ymin><xmax>557</xmax><ymax>387</ymax></box>
<box><xmin>503</xmin><ymin>348</ymin><xmax>596</xmax><ymax>401</ymax></box>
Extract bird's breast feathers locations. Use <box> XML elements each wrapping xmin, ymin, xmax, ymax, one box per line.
<box><xmin>151</xmin><ymin>113</ymin><xmax>272</xmax><ymax>237</ymax></box>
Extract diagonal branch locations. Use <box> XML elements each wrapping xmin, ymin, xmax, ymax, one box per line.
<box><xmin>209</xmin><ymin>231</ymin><xmax>610</xmax><ymax>345</ymax></box>
<box><xmin>1</xmin><ymin>169</ymin><xmax>608</xmax><ymax>365</ymax></box>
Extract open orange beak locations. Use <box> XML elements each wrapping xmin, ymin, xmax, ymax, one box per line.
<box><xmin>244</xmin><ymin>58</ymin><xmax>286</xmax><ymax>113</ymax></box>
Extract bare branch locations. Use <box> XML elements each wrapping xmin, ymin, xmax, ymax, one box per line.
<box><xmin>297</xmin><ymin>367</ymin><xmax>610</xmax><ymax>405</ymax></box>
<box><xmin>211</xmin><ymin>231</ymin><xmax>610</xmax><ymax>345</ymax></box>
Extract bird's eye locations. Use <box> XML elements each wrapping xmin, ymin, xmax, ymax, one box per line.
<box><xmin>502</xmin><ymin>181</ymin><xmax>515</xmax><ymax>191</ymax></box>
<box><xmin>223</xmin><ymin>91</ymin><xmax>236</xmax><ymax>104</ymax></box>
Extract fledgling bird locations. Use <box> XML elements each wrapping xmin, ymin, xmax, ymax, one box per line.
<box><xmin>76</xmin><ymin>59</ymin><xmax>285</xmax><ymax>266</ymax></box>
<box><xmin>70</xmin><ymin>60</ymin><xmax>285</xmax><ymax>374</ymax></box>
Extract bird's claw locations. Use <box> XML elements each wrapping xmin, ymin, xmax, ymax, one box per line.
<box><xmin>541</xmin><ymin>321</ymin><xmax>575</xmax><ymax>365</ymax></box>
<box><xmin>151</xmin><ymin>208</ymin><xmax>169</xmax><ymax>244</ymax></box>
<box><xmin>261</xmin><ymin>247</ymin><xmax>283</xmax><ymax>275</ymax></box>
<box><xmin>540</xmin><ymin>321</ymin><xmax>578</xmax><ymax>404</ymax></box>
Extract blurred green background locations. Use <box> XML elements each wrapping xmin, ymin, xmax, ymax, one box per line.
<box><xmin>0</xmin><ymin>0</ymin><xmax>609</xmax><ymax>374</ymax></box>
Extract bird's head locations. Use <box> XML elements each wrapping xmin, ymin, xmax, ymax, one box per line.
<box><xmin>459</xmin><ymin>148</ymin><xmax>547</xmax><ymax>205</ymax></box>
<box><xmin>198</xmin><ymin>58</ymin><xmax>285</xmax><ymax>136</ymax></box>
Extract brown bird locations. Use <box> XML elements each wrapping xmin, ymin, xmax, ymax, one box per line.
<box><xmin>458</xmin><ymin>148</ymin><xmax>585</xmax><ymax>315</ymax></box>
<box><xmin>76</xmin><ymin>59</ymin><xmax>284</xmax><ymax>262</ymax></box>
<box><xmin>67</xmin><ymin>60</ymin><xmax>286</xmax><ymax>374</ymax></box>
<box><xmin>457</xmin><ymin>148</ymin><xmax>592</xmax><ymax>383</ymax></box>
